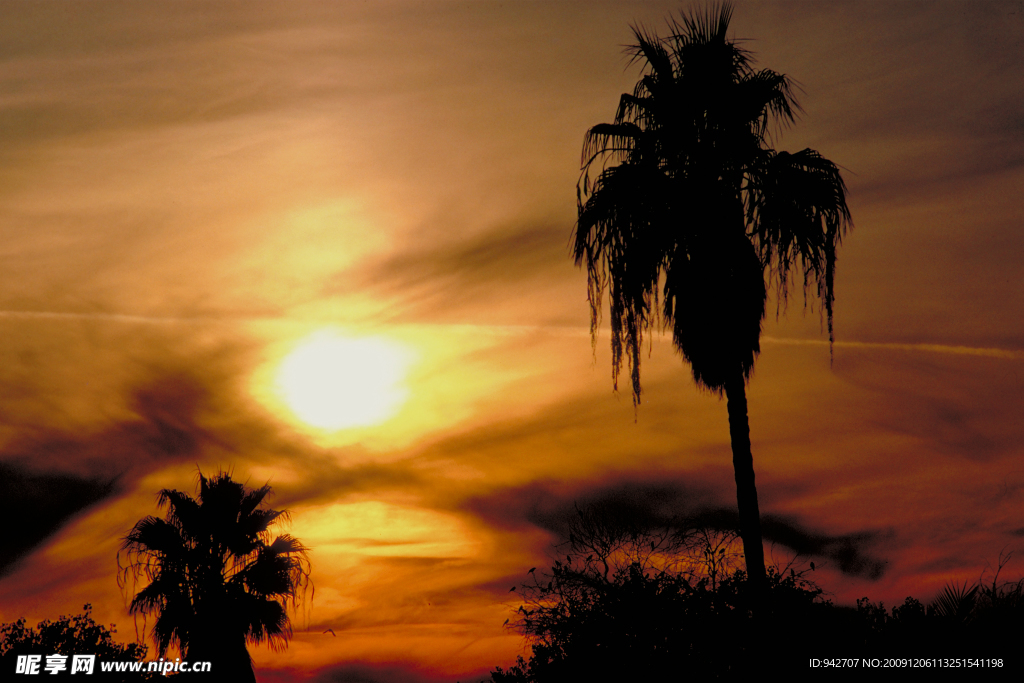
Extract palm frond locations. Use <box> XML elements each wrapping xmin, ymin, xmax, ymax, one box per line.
<box><xmin>119</xmin><ymin>471</ymin><xmax>311</xmax><ymax>662</ymax></box>
<box><xmin>674</xmin><ymin>1</ymin><xmax>734</xmax><ymax>46</ymax></box>
<box><xmin>735</xmin><ymin>69</ymin><xmax>799</xmax><ymax>137</ymax></box>
<box><xmin>242</xmin><ymin>599</ymin><xmax>290</xmax><ymax>651</ymax></box>
<box><xmin>158</xmin><ymin>489</ymin><xmax>201</xmax><ymax>535</ymax></box>
<box><xmin>575</xmin><ymin>161</ymin><xmax>673</xmax><ymax>404</ymax></box>
<box><xmin>746</xmin><ymin>148</ymin><xmax>851</xmax><ymax>345</ymax></box>
<box><xmin>615</xmin><ymin>93</ymin><xmax>655</xmax><ymax>128</ymax></box>
<box><xmin>626</xmin><ymin>25</ymin><xmax>674</xmax><ymax>80</ymax></box>
<box><xmin>932</xmin><ymin>581</ymin><xmax>979</xmax><ymax>625</ymax></box>
<box><xmin>239</xmin><ymin>484</ymin><xmax>273</xmax><ymax>518</ymax></box>
<box><xmin>575</xmin><ymin>2</ymin><xmax>849</xmax><ymax>398</ymax></box>
<box><xmin>581</xmin><ymin>122</ymin><xmax>643</xmax><ymax>169</ymax></box>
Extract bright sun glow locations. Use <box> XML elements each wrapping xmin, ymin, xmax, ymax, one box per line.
<box><xmin>275</xmin><ymin>329</ymin><xmax>411</xmax><ymax>431</ymax></box>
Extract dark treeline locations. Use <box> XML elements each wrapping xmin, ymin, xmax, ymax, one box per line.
<box><xmin>488</xmin><ymin>506</ymin><xmax>1022</xmax><ymax>681</ymax></box>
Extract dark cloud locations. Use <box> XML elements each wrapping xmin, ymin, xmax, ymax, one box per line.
<box><xmin>373</xmin><ymin>221</ymin><xmax>570</xmax><ymax>287</ymax></box>
<box><xmin>1</xmin><ymin>372</ymin><xmax>213</xmax><ymax>480</ymax></box>
<box><xmin>463</xmin><ymin>477</ymin><xmax>887</xmax><ymax>578</ymax></box>
<box><xmin>759</xmin><ymin>517</ymin><xmax>888</xmax><ymax>580</ymax></box>
<box><xmin>273</xmin><ymin>458</ymin><xmax>424</xmax><ymax>509</ymax></box>
<box><xmin>464</xmin><ymin>478</ymin><xmax>720</xmax><ymax>536</ymax></box>
<box><xmin>0</xmin><ymin>369</ymin><xmax>228</xmax><ymax>570</ymax></box>
<box><xmin>0</xmin><ymin>463</ymin><xmax>113</xmax><ymax>576</ymax></box>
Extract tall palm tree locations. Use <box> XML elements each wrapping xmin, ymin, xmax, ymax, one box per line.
<box><xmin>119</xmin><ymin>472</ymin><xmax>311</xmax><ymax>681</ymax></box>
<box><xmin>573</xmin><ymin>4</ymin><xmax>851</xmax><ymax>591</ymax></box>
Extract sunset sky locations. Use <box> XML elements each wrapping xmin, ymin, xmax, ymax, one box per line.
<box><xmin>1</xmin><ymin>1</ymin><xmax>1023</xmax><ymax>681</ymax></box>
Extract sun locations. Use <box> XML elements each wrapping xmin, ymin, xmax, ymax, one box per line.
<box><xmin>274</xmin><ymin>329</ymin><xmax>412</xmax><ymax>431</ymax></box>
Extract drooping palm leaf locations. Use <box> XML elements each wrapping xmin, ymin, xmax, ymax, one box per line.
<box><xmin>746</xmin><ymin>148</ymin><xmax>851</xmax><ymax>342</ymax></box>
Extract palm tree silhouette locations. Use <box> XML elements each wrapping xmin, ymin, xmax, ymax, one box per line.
<box><xmin>119</xmin><ymin>472</ymin><xmax>311</xmax><ymax>681</ymax></box>
<box><xmin>573</xmin><ymin>4</ymin><xmax>851</xmax><ymax>591</ymax></box>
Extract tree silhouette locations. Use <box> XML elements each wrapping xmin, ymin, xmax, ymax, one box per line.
<box><xmin>119</xmin><ymin>472</ymin><xmax>311</xmax><ymax>682</ymax></box>
<box><xmin>0</xmin><ymin>604</ymin><xmax>154</xmax><ymax>681</ymax></box>
<box><xmin>572</xmin><ymin>3</ymin><xmax>851</xmax><ymax>590</ymax></box>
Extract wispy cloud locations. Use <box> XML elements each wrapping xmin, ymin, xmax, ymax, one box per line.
<box><xmin>764</xmin><ymin>336</ymin><xmax>1024</xmax><ymax>360</ymax></box>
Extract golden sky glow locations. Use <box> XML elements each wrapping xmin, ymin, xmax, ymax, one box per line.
<box><xmin>1</xmin><ymin>2</ymin><xmax>1023</xmax><ymax>682</ymax></box>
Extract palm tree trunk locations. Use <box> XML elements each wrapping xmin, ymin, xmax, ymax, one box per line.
<box><xmin>725</xmin><ymin>370</ymin><xmax>766</xmax><ymax>592</ymax></box>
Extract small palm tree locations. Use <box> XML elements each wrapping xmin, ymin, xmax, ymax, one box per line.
<box><xmin>573</xmin><ymin>4</ymin><xmax>851</xmax><ymax>591</ymax></box>
<box><xmin>119</xmin><ymin>472</ymin><xmax>311</xmax><ymax>682</ymax></box>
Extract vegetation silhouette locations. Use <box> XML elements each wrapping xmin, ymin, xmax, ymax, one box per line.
<box><xmin>572</xmin><ymin>3</ymin><xmax>851</xmax><ymax>591</ymax></box>
<box><xmin>490</xmin><ymin>504</ymin><xmax>818</xmax><ymax>681</ymax></box>
<box><xmin>0</xmin><ymin>604</ymin><xmax>155</xmax><ymax>681</ymax></box>
<box><xmin>118</xmin><ymin>471</ymin><xmax>311</xmax><ymax>682</ymax></box>
<box><xmin>850</xmin><ymin>556</ymin><xmax>1024</xmax><ymax>663</ymax></box>
<box><xmin>490</xmin><ymin>510</ymin><xmax>1022</xmax><ymax>681</ymax></box>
